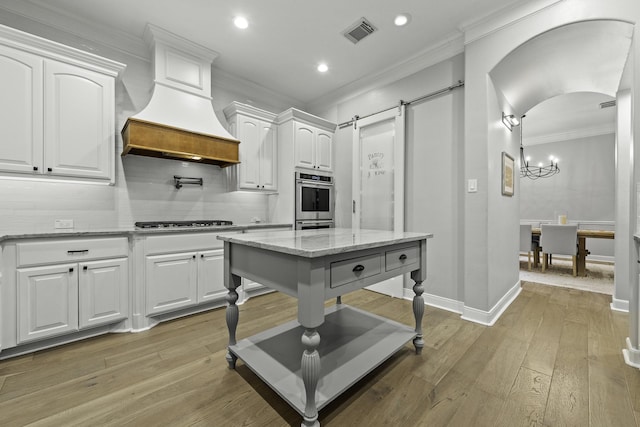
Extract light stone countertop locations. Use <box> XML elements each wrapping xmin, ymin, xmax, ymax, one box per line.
<box><xmin>0</xmin><ymin>223</ymin><xmax>292</xmax><ymax>243</ymax></box>
<box><xmin>217</xmin><ymin>227</ymin><xmax>433</xmax><ymax>258</ymax></box>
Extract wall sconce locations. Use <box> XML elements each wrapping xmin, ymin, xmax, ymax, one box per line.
<box><xmin>502</xmin><ymin>112</ymin><xmax>520</xmax><ymax>131</ymax></box>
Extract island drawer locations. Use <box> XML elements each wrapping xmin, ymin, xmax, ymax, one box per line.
<box><xmin>17</xmin><ymin>237</ymin><xmax>128</xmax><ymax>267</ymax></box>
<box><xmin>330</xmin><ymin>253</ymin><xmax>381</xmax><ymax>288</ymax></box>
<box><xmin>385</xmin><ymin>244</ymin><xmax>420</xmax><ymax>272</ymax></box>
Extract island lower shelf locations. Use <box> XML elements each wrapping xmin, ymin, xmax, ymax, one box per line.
<box><xmin>229</xmin><ymin>303</ymin><xmax>417</xmax><ymax>415</ymax></box>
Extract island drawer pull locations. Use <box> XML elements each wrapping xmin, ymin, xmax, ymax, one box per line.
<box><xmin>352</xmin><ymin>264</ymin><xmax>365</xmax><ymax>272</ymax></box>
<box><xmin>67</xmin><ymin>249</ymin><xmax>89</xmax><ymax>254</ymax></box>
<box><xmin>399</xmin><ymin>254</ymin><xmax>407</xmax><ymax>260</ymax></box>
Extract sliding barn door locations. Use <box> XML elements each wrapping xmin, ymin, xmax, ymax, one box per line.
<box><xmin>352</xmin><ymin>105</ymin><xmax>405</xmax><ymax>296</ymax></box>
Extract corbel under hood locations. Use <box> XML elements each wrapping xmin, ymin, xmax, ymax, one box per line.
<box><xmin>121</xmin><ymin>24</ymin><xmax>239</xmax><ymax>167</ymax></box>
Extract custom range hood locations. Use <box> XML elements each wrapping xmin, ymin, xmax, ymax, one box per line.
<box><xmin>121</xmin><ymin>24</ymin><xmax>239</xmax><ymax>167</ymax></box>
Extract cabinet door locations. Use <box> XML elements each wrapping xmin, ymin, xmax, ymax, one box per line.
<box><xmin>198</xmin><ymin>249</ymin><xmax>226</xmax><ymax>302</ymax></box>
<box><xmin>259</xmin><ymin>121</ymin><xmax>277</xmax><ymax>190</ymax></box>
<box><xmin>43</xmin><ymin>60</ymin><xmax>114</xmax><ymax>181</ymax></box>
<box><xmin>0</xmin><ymin>45</ymin><xmax>43</xmax><ymax>174</ymax></box>
<box><xmin>315</xmin><ymin>130</ymin><xmax>333</xmax><ymax>172</ymax></box>
<box><xmin>146</xmin><ymin>252</ymin><xmax>198</xmax><ymax>315</ymax></box>
<box><xmin>17</xmin><ymin>263</ymin><xmax>79</xmax><ymax>343</ymax></box>
<box><xmin>294</xmin><ymin>122</ymin><xmax>315</xmax><ymax>169</ymax></box>
<box><xmin>79</xmin><ymin>258</ymin><xmax>128</xmax><ymax>329</ymax></box>
<box><xmin>237</xmin><ymin>116</ymin><xmax>261</xmax><ymax>189</ymax></box>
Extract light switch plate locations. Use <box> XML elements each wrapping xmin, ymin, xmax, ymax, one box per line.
<box><xmin>468</xmin><ymin>179</ymin><xmax>478</xmax><ymax>193</ymax></box>
<box><xmin>55</xmin><ymin>219</ymin><xmax>74</xmax><ymax>229</ymax></box>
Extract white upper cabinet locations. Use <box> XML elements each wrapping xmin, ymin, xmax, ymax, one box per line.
<box><xmin>0</xmin><ymin>44</ymin><xmax>43</xmax><ymax>174</ymax></box>
<box><xmin>224</xmin><ymin>102</ymin><xmax>278</xmax><ymax>191</ymax></box>
<box><xmin>278</xmin><ymin>108</ymin><xmax>335</xmax><ymax>173</ymax></box>
<box><xmin>44</xmin><ymin>60</ymin><xmax>115</xmax><ymax>180</ymax></box>
<box><xmin>0</xmin><ymin>24</ymin><xmax>124</xmax><ymax>183</ymax></box>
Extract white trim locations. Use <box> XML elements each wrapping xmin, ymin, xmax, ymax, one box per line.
<box><xmin>523</xmin><ymin>125</ymin><xmax>615</xmax><ymax>146</ymax></box>
<box><xmin>307</xmin><ymin>33</ymin><xmax>464</xmax><ymax>113</ymax></box>
<box><xmin>403</xmin><ymin>288</ymin><xmax>464</xmax><ymax>314</ymax></box>
<box><xmin>0</xmin><ymin>0</ymin><xmax>149</xmax><ymax>61</ymax></box>
<box><xmin>461</xmin><ymin>0</ymin><xmax>563</xmax><ymax>45</ymax></box>
<box><xmin>211</xmin><ymin>67</ymin><xmax>304</xmax><ymax>111</ymax></box>
<box><xmin>461</xmin><ymin>280</ymin><xmax>522</xmax><ymax>326</ymax></box>
<box><xmin>611</xmin><ymin>298</ymin><xmax>629</xmax><ymax>313</ymax></box>
<box><xmin>623</xmin><ymin>337</ymin><xmax>640</xmax><ymax>369</ymax></box>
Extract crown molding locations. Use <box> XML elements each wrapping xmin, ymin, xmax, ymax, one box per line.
<box><xmin>0</xmin><ymin>23</ymin><xmax>125</xmax><ymax>76</ymax></box>
<box><xmin>211</xmin><ymin>66</ymin><xmax>304</xmax><ymax>110</ymax></box>
<box><xmin>523</xmin><ymin>123</ymin><xmax>615</xmax><ymax>146</ymax></box>
<box><xmin>307</xmin><ymin>32</ymin><xmax>465</xmax><ymax>112</ymax></box>
<box><xmin>0</xmin><ymin>0</ymin><xmax>149</xmax><ymax>61</ymax></box>
<box><xmin>461</xmin><ymin>0</ymin><xmax>564</xmax><ymax>45</ymax></box>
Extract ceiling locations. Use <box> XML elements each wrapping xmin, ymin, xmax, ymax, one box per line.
<box><xmin>523</xmin><ymin>92</ymin><xmax>616</xmax><ymax>146</ymax></box>
<box><xmin>490</xmin><ymin>20</ymin><xmax>632</xmax><ymax>145</ymax></box>
<box><xmin>0</xmin><ymin>0</ymin><xmax>525</xmax><ymax>105</ymax></box>
<box><xmin>0</xmin><ymin>0</ymin><xmax>625</xmax><ymax>140</ymax></box>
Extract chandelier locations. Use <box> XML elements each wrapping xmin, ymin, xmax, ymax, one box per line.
<box><xmin>517</xmin><ymin>114</ymin><xmax>559</xmax><ymax>180</ymax></box>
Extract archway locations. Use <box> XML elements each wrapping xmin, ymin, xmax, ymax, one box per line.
<box><xmin>489</xmin><ymin>19</ymin><xmax>633</xmax><ymax>305</ymax></box>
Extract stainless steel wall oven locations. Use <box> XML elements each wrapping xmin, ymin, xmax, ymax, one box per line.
<box><xmin>295</xmin><ymin>172</ymin><xmax>334</xmax><ymax>229</ymax></box>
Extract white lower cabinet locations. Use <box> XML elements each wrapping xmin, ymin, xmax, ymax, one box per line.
<box><xmin>144</xmin><ymin>233</ymin><xmax>228</xmax><ymax>317</ymax></box>
<box><xmin>15</xmin><ymin>237</ymin><xmax>128</xmax><ymax>344</ymax></box>
<box><xmin>18</xmin><ymin>263</ymin><xmax>78</xmax><ymax>343</ymax></box>
<box><xmin>145</xmin><ymin>251</ymin><xmax>198</xmax><ymax>315</ymax></box>
<box><xmin>79</xmin><ymin>258</ymin><xmax>128</xmax><ymax>329</ymax></box>
<box><xmin>198</xmin><ymin>249</ymin><xmax>225</xmax><ymax>302</ymax></box>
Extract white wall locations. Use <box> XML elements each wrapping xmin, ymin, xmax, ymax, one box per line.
<box><xmin>520</xmin><ymin>134</ymin><xmax>615</xmax><ymax>221</ymax></box>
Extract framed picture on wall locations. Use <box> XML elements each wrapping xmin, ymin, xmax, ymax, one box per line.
<box><xmin>502</xmin><ymin>151</ymin><xmax>514</xmax><ymax>196</ymax></box>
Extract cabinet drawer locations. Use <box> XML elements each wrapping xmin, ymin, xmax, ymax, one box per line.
<box><xmin>330</xmin><ymin>253</ymin><xmax>381</xmax><ymax>289</ymax></box>
<box><xmin>385</xmin><ymin>245</ymin><xmax>420</xmax><ymax>272</ymax></box>
<box><xmin>17</xmin><ymin>237</ymin><xmax>128</xmax><ymax>267</ymax></box>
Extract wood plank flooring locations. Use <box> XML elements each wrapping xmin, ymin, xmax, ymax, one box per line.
<box><xmin>1</xmin><ymin>282</ymin><xmax>638</xmax><ymax>426</ymax></box>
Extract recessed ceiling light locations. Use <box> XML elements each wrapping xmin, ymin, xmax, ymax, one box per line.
<box><xmin>394</xmin><ymin>14</ymin><xmax>411</xmax><ymax>27</ymax></box>
<box><xmin>234</xmin><ymin>16</ymin><xmax>249</xmax><ymax>29</ymax></box>
<box><xmin>317</xmin><ymin>63</ymin><xmax>328</xmax><ymax>73</ymax></box>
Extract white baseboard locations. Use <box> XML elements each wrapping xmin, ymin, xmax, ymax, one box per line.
<box><xmin>461</xmin><ymin>280</ymin><xmax>522</xmax><ymax>326</ymax></box>
<box><xmin>623</xmin><ymin>337</ymin><xmax>640</xmax><ymax>369</ymax></box>
<box><xmin>403</xmin><ymin>288</ymin><xmax>464</xmax><ymax>314</ymax></box>
<box><xmin>611</xmin><ymin>297</ymin><xmax>629</xmax><ymax>313</ymax></box>
<box><xmin>403</xmin><ymin>281</ymin><xmax>522</xmax><ymax>326</ymax></box>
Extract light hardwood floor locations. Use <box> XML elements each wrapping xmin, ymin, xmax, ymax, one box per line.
<box><xmin>1</xmin><ymin>282</ymin><xmax>638</xmax><ymax>426</ymax></box>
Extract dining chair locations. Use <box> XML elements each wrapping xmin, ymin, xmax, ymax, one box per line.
<box><xmin>519</xmin><ymin>224</ymin><xmax>536</xmax><ymax>270</ymax></box>
<box><xmin>540</xmin><ymin>224</ymin><xmax>578</xmax><ymax>276</ymax></box>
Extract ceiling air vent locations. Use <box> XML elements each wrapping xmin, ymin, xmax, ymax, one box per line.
<box><xmin>343</xmin><ymin>17</ymin><xmax>377</xmax><ymax>44</ymax></box>
<box><xmin>599</xmin><ymin>100</ymin><xmax>616</xmax><ymax>109</ymax></box>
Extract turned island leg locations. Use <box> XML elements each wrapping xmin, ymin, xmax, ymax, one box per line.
<box><xmin>225</xmin><ymin>274</ymin><xmax>241</xmax><ymax>369</ymax></box>
<box><xmin>412</xmin><ymin>280</ymin><xmax>425</xmax><ymax>354</ymax></box>
<box><xmin>301</xmin><ymin>328</ymin><xmax>321</xmax><ymax>427</ymax></box>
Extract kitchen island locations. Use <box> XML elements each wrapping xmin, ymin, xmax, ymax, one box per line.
<box><xmin>218</xmin><ymin>228</ymin><xmax>432</xmax><ymax>427</ymax></box>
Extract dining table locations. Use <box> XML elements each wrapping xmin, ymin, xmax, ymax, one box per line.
<box><xmin>531</xmin><ymin>228</ymin><xmax>615</xmax><ymax>276</ymax></box>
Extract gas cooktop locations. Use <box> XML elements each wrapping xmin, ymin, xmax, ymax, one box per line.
<box><xmin>135</xmin><ymin>220</ymin><xmax>233</xmax><ymax>229</ymax></box>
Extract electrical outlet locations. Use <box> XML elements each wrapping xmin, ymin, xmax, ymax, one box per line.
<box><xmin>54</xmin><ymin>219</ymin><xmax>74</xmax><ymax>229</ymax></box>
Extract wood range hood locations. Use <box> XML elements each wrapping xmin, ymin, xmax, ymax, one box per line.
<box><xmin>121</xmin><ymin>24</ymin><xmax>239</xmax><ymax>168</ymax></box>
